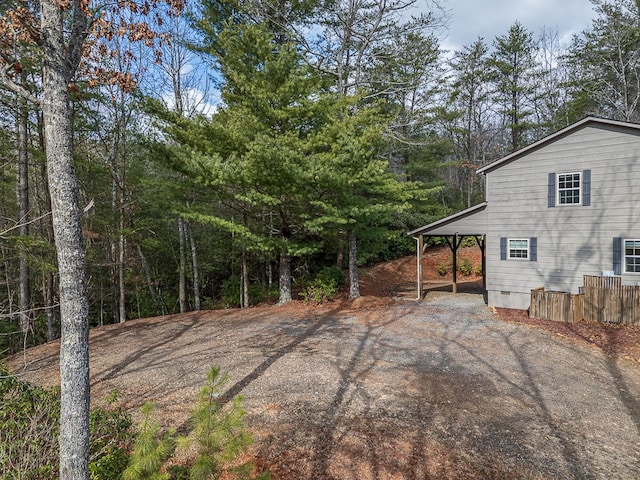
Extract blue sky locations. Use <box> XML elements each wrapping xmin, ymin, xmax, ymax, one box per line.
<box><xmin>438</xmin><ymin>0</ymin><xmax>597</xmax><ymax>50</ymax></box>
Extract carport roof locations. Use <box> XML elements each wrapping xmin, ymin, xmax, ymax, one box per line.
<box><xmin>408</xmin><ymin>202</ymin><xmax>488</xmax><ymax>237</ymax></box>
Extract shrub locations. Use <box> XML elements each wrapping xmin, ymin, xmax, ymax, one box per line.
<box><xmin>0</xmin><ymin>365</ymin><xmax>133</xmax><ymax>480</ymax></box>
<box><xmin>89</xmin><ymin>391</ymin><xmax>134</xmax><ymax>479</ymax></box>
<box><xmin>460</xmin><ymin>236</ymin><xmax>477</xmax><ymax>248</ymax></box>
<box><xmin>220</xmin><ymin>276</ymin><xmax>269</xmax><ymax>308</ymax></box>
<box><xmin>299</xmin><ymin>266</ymin><xmax>346</xmax><ymax>303</ymax></box>
<box><xmin>219</xmin><ymin>275</ymin><xmax>278</xmax><ymax>308</ymax></box>
<box><xmin>475</xmin><ymin>263</ymin><xmax>483</xmax><ymax>276</ymax></box>
<box><xmin>458</xmin><ymin>258</ymin><xmax>473</xmax><ymax>276</ymax></box>
<box><xmin>0</xmin><ymin>366</ymin><xmax>59</xmax><ymax>479</ymax></box>
<box><xmin>123</xmin><ymin>366</ymin><xmax>269</xmax><ymax>480</ymax></box>
<box><xmin>0</xmin><ymin>319</ymin><xmax>24</xmax><ymax>358</ymax></box>
<box><xmin>437</xmin><ymin>262</ymin><xmax>449</xmax><ymax>276</ymax></box>
<box><xmin>0</xmin><ymin>364</ymin><xmax>267</xmax><ymax>480</ymax></box>
<box><xmin>316</xmin><ymin>266</ymin><xmax>346</xmax><ymax>288</ymax></box>
<box><xmin>220</xmin><ymin>276</ymin><xmax>243</xmax><ymax>308</ymax></box>
<box><xmin>300</xmin><ymin>266</ymin><xmax>344</xmax><ymax>304</ymax></box>
<box><xmin>300</xmin><ymin>280</ymin><xmax>338</xmax><ymax>304</ymax></box>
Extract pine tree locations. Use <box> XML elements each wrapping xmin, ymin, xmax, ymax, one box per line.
<box><xmin>189</xmin><ymin>367</ymin><xmax>258</xmax><ymax>479</ymax></box>
<box><xmin>150</xmin><ymin>22</ymin><xmax>344</xmax><ymax>304</ymax></box>
<box><xmin>565</xmin><ymin>0</ymin><xmax>640</xmax><ymax>122</ymax></box>
<box><xmin>488</xmin><ymin>22</ymin><xmax>540</xmax><ymax>152</ymax></box>
<box><xmin>446</xmin><ymin>38</ymin><xmax>494</xmax><ymax>208</ymax></box>
<box><xmin>121</xmin><ymin>403</ymin><xmax>176</xmax><ymax>480</ymax></box>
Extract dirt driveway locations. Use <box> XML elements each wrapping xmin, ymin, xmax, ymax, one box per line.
<box><xmin>10</xmin><ymin>292</ymin><xmax>640</xmax><ymax>479</ymax></box>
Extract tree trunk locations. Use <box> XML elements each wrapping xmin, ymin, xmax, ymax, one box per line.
<box><xmin>137</xmin><ymin>243</ymin><xmax>161</xmax><ymax>315</ymax></box>
<box><xmin>41</xmin><ymin>1</ymin><xmax>90</xmax><ymax>478</ymax></box>
<box><xmin>109</xmin><ymin>240</ymin><xmax>118</xmax><ymax>322</ymax></box>
<box><xmin>348</xmin><ymin>230</ymin><xmax>360</xmax><ymax>299</ymax></box>
<box><xmin>278</xmin><ymin>253</ymin><xmax>292</xmax><ymax>304</ymax></box>
<box><xmin>3</xmin><ymin>249</ymin><xmax>14</xmax><ymax>316</ymax></box>
<box><xmin>118</xmin><ymin>159</ymin><xmax>126</xmax><ymax>323</ymax></box>
<box><xmin>241</xmin><ymin>247</ymin><xmax>248</xmax><ymax>308</ymax></box>
<box><xmin>44</xmin><ymin>272</ymin><xmax>57</xmax><ymax>341</ymax></box>
<box><xmin>335</xmin><ymin>234</ymin><xmax>344</xmax><ymax>269</ymax></box>
<box><xmin>117</xmin><ymin>106</ymin><xmax>128</xmax><ymax>323</ymax></box>
<box><xmin>187</xmin><ymin>223</ymin><xmax>201</xmax><ymax>310</ymax></box>
<box><xmin>178</xmin><ymin>216</ymin><xmax>187</xmax><ymax>312</ymax></box>
<box><xmin>17</xmin><ymin>80</ymin><xmax>30</xmax><ymax>338</ymax></box>
<box><xmin>118</xmin><ymin>224</ymin><xmax>126</xmax><ymax>322</ymax></box>
<box><xmin>108</xmin><ymin>112</ymin><xmax>124</xmax><ymax>323</ymax></box>
<box><xmin>38</xmin><ymin>110</ymin><xmax>57</xmax><ymax>341</ymax></box>
<box><xmin>108</xmin><ymin>175</ymin><xmax>118</xmax><ymax>322</ymax></box>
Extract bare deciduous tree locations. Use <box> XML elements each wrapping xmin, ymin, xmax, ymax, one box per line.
<box><xmin>1</xmin><ymin>1</ymin><xmax>182</xmax><ymax>477</ymax></box>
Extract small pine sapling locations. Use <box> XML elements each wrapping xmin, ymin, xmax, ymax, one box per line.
<box><xmin>121</xmin><ymin>367</ymin><xmax>268</xmax><ymax>479</ymax></box>
<box><xmin>189</xmin><ymin>366</ymin><xmax>259</xmax><ymax>480</ymax></box>
<box><xmin>121</xmin><ymin>403</ymin><xmax>176</xmax><ymax>480</ymax></box>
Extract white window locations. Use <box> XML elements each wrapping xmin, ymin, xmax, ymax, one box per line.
<box><xmin>625</xmin><ymin>239</ymin><xmax>640</xmax><ymax>273</ymax></box>
<box><xmin>508</xmin><ymin>239</ymin><xmax>529</xmax><ymax>259</ymax></box>
<box><xmin>557</xmin><ymin>172</ymin><xmax>581</xmax><ymax>205</ymax></box>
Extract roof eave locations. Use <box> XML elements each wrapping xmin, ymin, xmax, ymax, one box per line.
<box><xmin>407</xmin><ymin>202</ymin><xmax>488</xmax><ymax>237</ymax></box>
<box><xmin>476</xmin><ymin>116</ymin><xmax>640</xmax><ymax>174</ymax></box>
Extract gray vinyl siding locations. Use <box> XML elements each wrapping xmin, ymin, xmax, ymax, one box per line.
<box><xmin>411</xmin><ymin>206</ymin><xmax>488</xmax><ymax>236</ymax></box>
<box><xmin>485</xmin><ymin>124</ymin><xmax>640</xmax><ymax>310</ymax></box>
<box><xmin>426</xmin><ymin>211</ymin><xmax>488</xmax><ymax>236</ymax></box>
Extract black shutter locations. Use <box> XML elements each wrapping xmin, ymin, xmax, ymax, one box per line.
<box><xmin>529</xmin><ymin>237</ymin><xmax>537</xmax><ymax>262</ymax></box>
<box><xmin>582</xmin><ymin>169</ymin><xmax>591</xmax><ymax>206</ymax></box>
<box><xmin>500</xmin><ymin>237</ymin><xmax>507</xmax><ymax>260</ymax></box>
<box><xmin>613</xmin><ymin>237</ymin><xmax>622</xmax><ymax>275</ymax></box>
<box><xmin>548</xmin><ymin>173</ymin><xmax>556</xmax><ymax>207</ymax></box>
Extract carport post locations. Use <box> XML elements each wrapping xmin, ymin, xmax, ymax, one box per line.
<box><xmin>415</xmin><ymin>235</ymin><xmax>423</xmax><ymax>299</ymax></box>
<box><xmin>474</xmin><ymin>234</ymin><xmax>486</xmax><ymax>291</ymax></box>
<box><xmin>452</xmin><ymin>234</ymin><xmax>458</xmax><ymax>294</ymax></box>
<box><xmin>445</xmin><ymin>233</ymin><xmax>462</xmax><ymax>294</ymax></box>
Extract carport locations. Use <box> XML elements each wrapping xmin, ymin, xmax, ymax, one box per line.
<box><xmin>408</xmin><ymin>202</ymin><xmax>488</xmax><ymax>299</ymax></box>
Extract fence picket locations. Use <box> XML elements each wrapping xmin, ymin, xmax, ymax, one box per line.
<box><xmin>529</xmin><ymin>288</ymin><xmax>580</xmax><ymax>323</ymax></box>
<box><xmin>531</xmin><ymin>276</ymin><xmax>640</xmax><ymax>325</ymax></box>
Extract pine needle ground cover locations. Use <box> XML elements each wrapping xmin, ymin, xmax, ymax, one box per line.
<box><xmin>8</xmin><ymin>251</ymin><xmax>640</xmax><ymax>479</ymax></box>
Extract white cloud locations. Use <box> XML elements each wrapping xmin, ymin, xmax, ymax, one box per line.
<box><xmin>161</xmin><ymin>87</ymin><xmax>219</xmax><ymax>117</ymax></box>
<box><xmin>440</xmin><ymin>0</ymin><xmax>596</xmax><ymax>51</ymax></box>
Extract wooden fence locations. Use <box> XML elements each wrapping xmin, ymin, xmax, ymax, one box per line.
<box><xmin>530</xmin><ymin>287</ymin><xmax>584</xmax><ymax>324</ymax></box>
<box><xmin>530</xmin><ymin>275</ymin><xmax>640</xmax><ymax>325</ymax></box>
<box><xmin>582</xmin><ymin>275</ymin><xmax>640</xmax><ymax>325</ymax></box>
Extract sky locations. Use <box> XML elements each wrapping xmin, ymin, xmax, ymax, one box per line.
<box><xmin>439</xmin><ymin>0</ymin><xmax>598</xmax><ymax>51</ymax></box>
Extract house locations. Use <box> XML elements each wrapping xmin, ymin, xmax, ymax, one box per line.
<box><xmin>408</xmin><ymin>116</ymin><xmax>640</xmax><ymax>310</ymax></box>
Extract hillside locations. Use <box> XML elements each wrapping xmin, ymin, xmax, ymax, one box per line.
<box><xmin>8</xmin><ymin>247</ymin><xmax>640</xmax><ymax>479</ymax></box>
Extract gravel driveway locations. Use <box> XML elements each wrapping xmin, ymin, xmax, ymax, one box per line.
<box><xmin>11</xmin><ymin>292</ymin><xmax>640</xmax><ymax>479</ymax></box>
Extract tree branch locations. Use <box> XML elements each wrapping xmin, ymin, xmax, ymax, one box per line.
<box><xmin>0</xmin><ymin>67</ymin><xmax>40</xmax><ymax>105</ymax></box>
<box><xmin>65</xmin><ymin>1</ymin><xmax>92</xmax><ymax>82</ymax></box>
<box><xmin>0</xmin><ymin>212</ymin><xmax>51</xmax><ymax>238</ymax></box>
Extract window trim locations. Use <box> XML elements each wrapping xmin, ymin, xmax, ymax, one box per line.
<box><xmin>624</xmin><ymin>238</ymin><xmax>640</xmax><ymax>274</ymax></box>
<box><xmin>507</xmin><ymin>238</ymin><xmax>529</xmax><ymax>260</ymax></box>
<box><xmin>556</xmin><ymin>171</ymin><xmax>582</xmax><ymax>206</ymax></box>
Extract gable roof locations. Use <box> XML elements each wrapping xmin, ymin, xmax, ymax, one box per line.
<box><xmin>408</xmin><ymin>202</ymin><xmax>487</xmax><ymax>237</ymax></box>
<box><xmin>477</xmin><ymin>116</ymin><xmax>640</xmax><ymax>175</ymax></box>
<box><xmin>408</xmin><ymin>117</ymin><xmax>640</xmax><ymax>239</ymax></box>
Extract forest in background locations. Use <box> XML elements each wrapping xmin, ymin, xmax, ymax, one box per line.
<box><xmin>1</xmin><ymin>0</ymin><xmax>639</xmax><ymax>355</ymax></box>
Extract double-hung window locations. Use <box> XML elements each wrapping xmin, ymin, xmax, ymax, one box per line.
<box><xmin>500</xmin><ymin>237</ymin><xmax>537</xmax><ymax>261</ymax></box>
<box><xmin>548</xmin><ymin>170</ymin><xmax>591</xmax><ymax>207</ymax></box>
<box><xmin>508</xmin><ymin>239</ymin><xmax>529</xmax><ymax>259</ymax></box>
<box><xmin>557</xmin><ymin>172</ymin><xmax>581</xmax><ymax>205</ymax></box>
<box><xmin>625</xmin><ymin>239</ymin><xmax>640</xmax><ymax>273</ymax></box>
